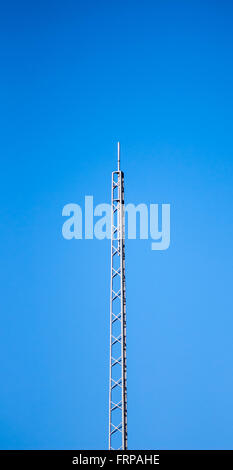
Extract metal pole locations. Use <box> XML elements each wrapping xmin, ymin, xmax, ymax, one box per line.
<box><xmin>109</xmin><ymin>143</ymin><xmax>128</xmax><ymax>450</ymax></box>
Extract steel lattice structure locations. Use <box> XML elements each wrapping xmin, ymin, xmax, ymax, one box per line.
<box><xmin>109</xmin><ymin>142</ymin><xmax>127</xmax><ymax>450</ymax></box>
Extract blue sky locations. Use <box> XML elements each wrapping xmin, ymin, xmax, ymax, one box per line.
<box><xmin>0</xmin><ymin>0</ymin><xmax>233</xmax><ymax>449</ymax></box>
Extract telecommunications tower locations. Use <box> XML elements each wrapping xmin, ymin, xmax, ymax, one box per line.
<box><xmin>109</xmin><ymin>142</ymin><xmax>128</xmax><ymax>450</ymax></box>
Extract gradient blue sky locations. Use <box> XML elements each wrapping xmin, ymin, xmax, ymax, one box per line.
<box><xmin>0</xmin><ymin>0</ymin><xmax>233</xmax><ymax>450</ymax></box>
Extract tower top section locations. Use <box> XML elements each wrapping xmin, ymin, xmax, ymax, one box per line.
<box><xmin>117</xmin><ymin>141</ymin><xmax>120</xmax><ymax>171</ymax></box>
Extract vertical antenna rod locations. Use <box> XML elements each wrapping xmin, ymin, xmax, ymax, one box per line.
<box><xmin>118</xmin><ymin>141</ymin><xmax>120</xmax><ymax>171</ymax></box>
<box><xmin>109</xmin><ymin>143</ymin><xmax>128</xmax><ymax>450</ymax></box>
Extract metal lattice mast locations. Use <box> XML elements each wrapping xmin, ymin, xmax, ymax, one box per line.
<box><xmin>109</xmin><ymin>142</ymin><xmax>127</xmax><ymax>450</ymax></box>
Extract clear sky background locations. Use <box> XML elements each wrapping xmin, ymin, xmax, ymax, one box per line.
<box><xmin>0</xmin><ymin>0</ymin><xmax>233</xmax><ymax>450</ymax></box>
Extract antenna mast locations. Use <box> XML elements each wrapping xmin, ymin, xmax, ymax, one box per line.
<box><xmin>109</xmin><ymin>142</ymin><xmax>128</xmax><ymax>450</ymax></box>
